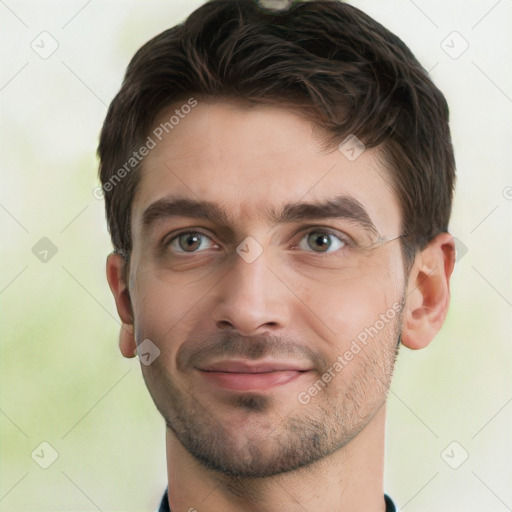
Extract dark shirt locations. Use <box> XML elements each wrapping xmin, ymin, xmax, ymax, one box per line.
<box><xmin>157</xmin><ymin>488</ymin><xmax>396</xmax><ymax>511</ymax></box>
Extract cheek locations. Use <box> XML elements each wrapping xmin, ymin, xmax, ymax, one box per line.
<box><xmin>293</xmin><ymin>261</ymin><xmax>403</xmax><ymax>347</ymax></box>
<box><xmin>130</xmin><ymin>270</ymin><xmax>205</xmax><ymax>360</ymax></box>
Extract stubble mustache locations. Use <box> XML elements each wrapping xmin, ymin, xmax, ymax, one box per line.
<box><xmin>176</xmin><ymin>331</ymin><xmax>329</xmax><ymax>375</ymax></box>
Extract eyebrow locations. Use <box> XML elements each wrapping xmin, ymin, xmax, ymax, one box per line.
<box><xmin>140</xmin><ymin>194</ymin><xmax>380</xmax><ymax>238</ymax></box>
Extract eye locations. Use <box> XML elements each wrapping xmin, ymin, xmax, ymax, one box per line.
<box><xmin>297</xmin><ymin>229</ymin><xmax>348</xmax><ymax>253</ymax></box>
<box><xmin>165</xmin><ymin>231</ymin><xmax>216</xmax><ymax>253</ymax></box>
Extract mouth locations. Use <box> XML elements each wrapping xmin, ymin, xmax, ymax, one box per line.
<box><xmin>196</xmin><ymin>360</ymin><xmax>313</xmax><ymax>391</ymax></box>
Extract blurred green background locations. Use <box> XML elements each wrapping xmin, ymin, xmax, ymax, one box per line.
<box><xmin>1</xmin><ymin>1</ymin><xmax>510</xmax><ymax>511</ymax></box>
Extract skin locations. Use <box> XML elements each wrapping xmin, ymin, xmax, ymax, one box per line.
<box><xmin>106</xmin><ymin>99</ymin><xmax>455</xmax><ymax>512</ymax></box>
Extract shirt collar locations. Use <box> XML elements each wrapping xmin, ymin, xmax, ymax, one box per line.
<box><xmin>157</xmin><ymin>488</ymin><xmax>397</xmax><ymax>511</ymax></box>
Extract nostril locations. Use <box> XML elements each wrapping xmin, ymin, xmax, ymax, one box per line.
<box><xmin>216</xmin><ymin>320</ymin><xmax>234</xmax><ymax>329</ymax></box>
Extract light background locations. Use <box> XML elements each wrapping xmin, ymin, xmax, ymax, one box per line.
<box><xmin>0</xmin><ymin>1</ymin><xmax>510</xmax><ymax>511</ymax></box>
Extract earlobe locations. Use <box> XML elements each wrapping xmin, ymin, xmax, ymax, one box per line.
<box><xmin>106</xmin><ymin>252</ymin><xmax>137</xmax><ymax>358</ymax></box>
<box><xmin>401</xmin><ymin>233</ymin><xmax>456</xmax><ymax>350</ymax></box>
<box><xmin>119</xmin><ymin>323</ymin><xmax>137</xmax><ymax>358</ymax></box>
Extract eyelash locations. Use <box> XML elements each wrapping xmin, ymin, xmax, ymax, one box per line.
<box><xmin>161</xmin><ymin>227</ymin><xmax>354</xmax><ymax>256</ymax></box>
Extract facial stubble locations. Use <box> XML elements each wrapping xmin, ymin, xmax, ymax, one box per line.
<box><xmin>141</xmin><ymin>299</ymin><xmax>403</xmax><ymax>479</ymax></box>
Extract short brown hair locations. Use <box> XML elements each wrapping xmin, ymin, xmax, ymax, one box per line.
<box><xmin>98</xmin><ymin>0</ymin><xmax>455</xmax><ymax>275</ymax></box>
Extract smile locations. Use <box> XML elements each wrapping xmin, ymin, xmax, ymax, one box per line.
<box><xmin>197</xmin><ymin>369</ymin><xmax>310</xmax><ymax>391</ymax></box>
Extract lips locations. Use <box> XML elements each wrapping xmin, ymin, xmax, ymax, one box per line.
<box><xmin>199</xmin><ymin>360</ymin><xmax>311</xmax><ymax>373</ymax></box>
<box><xmin>196</xmin><ymin>360</ymin><xmax>312</xmax><ymax>391</ymax></box>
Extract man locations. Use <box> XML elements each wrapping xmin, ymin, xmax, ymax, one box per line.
<box><xmin>98</xmin><ymin>0</ymin><xmax>456</xmax><ymax>510</ymax></box>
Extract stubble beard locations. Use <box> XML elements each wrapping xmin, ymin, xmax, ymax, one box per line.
<box><xmin>144</xmin><ymin>305</ymin><xmax>403</xmax><ymax>479</ymax></box>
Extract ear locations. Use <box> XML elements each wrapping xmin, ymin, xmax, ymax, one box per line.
<box><xmin>401</xmin><ymin>232</ymin><xmax>456</xmax><ymax>350</ymax></box>
<box><xmin>106</xmin><ymin>252</ymin><xmax>136</xmax><ymax>358</ymax></box>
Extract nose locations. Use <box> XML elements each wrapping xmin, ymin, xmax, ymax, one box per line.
<box><xmin>210</xmin><ymin>249</ymin><xmax>290</xmax><ymax>336</ymax></box>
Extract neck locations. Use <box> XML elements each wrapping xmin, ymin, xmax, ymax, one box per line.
<box><xmin>165</xmin><ymin>405</ymin><xmax>387</xmax><ymax>512</ymax></box>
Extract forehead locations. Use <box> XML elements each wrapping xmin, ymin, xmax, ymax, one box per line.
<box><xmin>131</xmin><ymin>100</ymin><xmax>401</xmax><ymax>236</ymax></box>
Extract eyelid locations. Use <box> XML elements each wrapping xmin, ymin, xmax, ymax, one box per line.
<box><xmin>291</xmin><ymin>225</ymin><xmax>355</xmax><ymax>248</ymax></box>
<box><xmin>162</xmin><ymin>229</ymin><xmax>218</xmax><ymax>251</ymax></box>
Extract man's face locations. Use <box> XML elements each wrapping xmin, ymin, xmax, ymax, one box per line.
<box><xmin>126</xmin><ymin>100</ymin><xmax>406</xmax><ymax>477</ymax></box>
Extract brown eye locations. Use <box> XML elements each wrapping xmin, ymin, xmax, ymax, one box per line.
<box><xmin>166</xmin><ymin>232</ymin><xmax>214</xmax><ymax>253</ymax></box>
<box><xmin>298</xmin><ymin>230</ymin><xmax>347</xmax><ymax>253</ymax></box>
<box><xmin>178</xmin><ymin>233</ymin><xmax>202</xmax><ymax>252</ymax></box>
<box><xmin>307</xmin><ymin>232</ymin><xmax>331</xmax><ymax>252</ymax></box>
